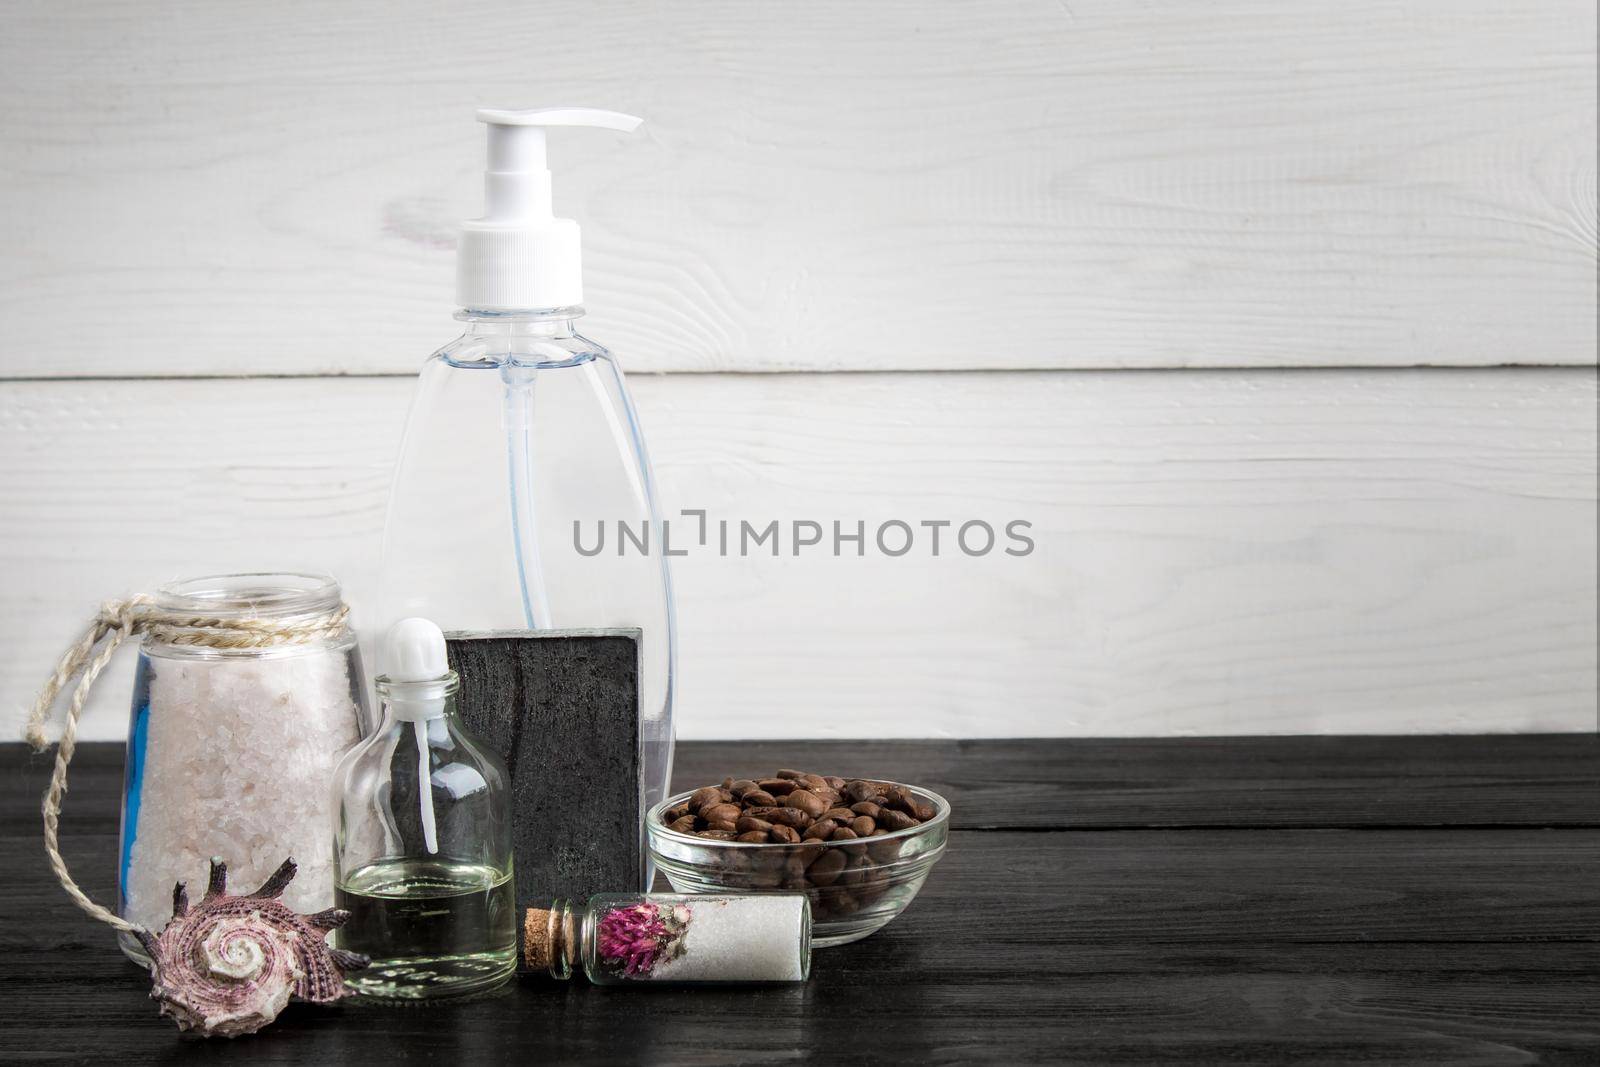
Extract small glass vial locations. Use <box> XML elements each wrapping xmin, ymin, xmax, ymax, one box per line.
<box><xmin>524</xmin><ymin>894</ymin><xmax>810</xmax><ymax>984</ymax></box>
<box><xmin>332</xmin><ymin>618</ymin><xmax>516</xmax><ymax>999</ymax></box>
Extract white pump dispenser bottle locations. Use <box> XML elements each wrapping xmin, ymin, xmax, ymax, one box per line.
<box><xmin>378</xmin><ymin>109</ymin><xmax>678</xmax><ymax>877</ymax></box>
<box><xmin>456</xmin><ymin>108</ymin><xmax>642</xmax><ymax>310</ymax></box>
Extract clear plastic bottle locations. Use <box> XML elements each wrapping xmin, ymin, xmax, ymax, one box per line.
<box><xmin>524</xmin><ymin>894</ymin><xmax>811</xmax><ymax>984</ymax></box>
<box><xmin>332</xmin><ymin>619</ymin><xmax>516</xmax><ymax>999</ymax></box>
<box><xmin>379</xmin><ymin>109</ymin><xmax>676</xmax><ymax>852</ymax></box>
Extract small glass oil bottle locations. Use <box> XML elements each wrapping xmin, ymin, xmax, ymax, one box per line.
<box><xmin>332</xmin><ymin>618</ymin><xmax>516</xmax><ymax>999</ymax></box>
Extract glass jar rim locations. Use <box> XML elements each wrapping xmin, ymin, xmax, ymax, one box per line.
<box><xmin>151</xmin><ymin>572</ymin><xmax>343</xmax><ymax>620</ymax></box>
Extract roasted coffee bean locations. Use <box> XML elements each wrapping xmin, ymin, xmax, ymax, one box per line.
<box><xmin>868</xmin><ymin>835</ymin><xmax>904</xmax><ymax>864</ymax></box>
<box><xmin>830</xmin><ymin>826</ymin><xmax>858</xmax><ymax>841</ymax></box>
<box><xmin>736</xmin><ymin>830</ymin><xmax>768</xmax><ymax>843</ymax></box>
<box><xmin>785</xmin><ymin>790</ymin><xmax>827</xmax><ymax>817</ymax></box>
<box><xmin>768</xmin><ymin>824</ymin><xmax>800</xmax><ymax>844</ymax></box>
<box><xmin>809</xmin><ymin>887</ymin><xmax>840</xmax><ymax>914</ymax></box>
<box><xmin>708</xmin><ymin>818</ymin><xmax>739</xmax><ymax>833</ymax></box>
<box><xmin>702</xmin><ymin>802</ymin><xmax>742</xmax><ymax>825</ymax></box>
<box><xmin>776</xmin><ymin>769</ymin><xmax>808</xmax><ymax>780</ymax></box>
<box><xmin>802</xmin><ymin>818</ymin><xmax>838</xmax><ymax>841</ymax></box>
<box><xmin>689</xmin><ymin>786</ymin><xmax>723</xmax><ymax>813</ymax></box>
<box><xmin>800</xmin><ymin>843</ymin><xmax>831</xmax><ymax>866</ymax></box>
<box><xmin>752</xmin><ymin>848</ymin><xmax>787</xmax><ymax>873</ymax></box>
<box><xmin>806</xmin><ymin>850</ymin><xmax>847</xmax><ymax>887</ymax></box>
<box><xmin>843</xmin><ymin>780</ymin><xmax>882</xmax><ymax>804</ymax></box>
<box><xmin>878</xmin><ymin>808</ymin><xmax>917</xmax><ymax>832</ymax></box>
<box><xmin>850</xmin><ymin>816</ymin><xmax>876</xmax><ymax>836</ymax></box>
<box><xmin>669</xmin><ymin>815</ymin><xmax>697</xmax><ymax>834</ymax></box>
<box><xmin>889</xmin><ymin>788</ymin><xmax>933</xmax><ymax>821</ymax></box>
<box><xmin>698</xmin><ymin>829</ymin><xmax>737</xmax><ymax>840</ymax></box>
<box><xmin>736</xmin><ymin>815</ymin><xmax>773</xmax><ymax>834</ymax></box>
<box><xmin>766</xmin><ymin>807</ymin><xmax>813</xmax><ymax>830</ymax></box>
<box><xmin>796</xmin><ymin>773</ymin><xmax>830</xmax><ymax>794</ymax></box>
<box><xmin>670</xmin><ymin>771</ymin><xmax>929</xmax><ymax>829</ymax></box>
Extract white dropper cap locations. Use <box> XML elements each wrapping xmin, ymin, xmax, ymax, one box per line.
<box><xmin>456</xmin><ymin>107</ymin><xmax>644</xmax><ymax>311</ymax></box>
<box><xmin>382</xmin><ymin>618</ymin><xmax>452</xmax><ymax>723</ymax></box>
<box><xmin>384</xmin><ymin>617</ymin><xmax>450</xmax><ymax>683</ymax></box>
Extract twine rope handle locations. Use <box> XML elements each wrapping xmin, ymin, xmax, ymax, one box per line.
<box><xmin>23</xmin><ymin>595</ymin><xmax>351</xmax><ymax>933</ymax></box>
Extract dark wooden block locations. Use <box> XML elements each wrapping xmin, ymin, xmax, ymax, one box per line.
<box><xmin>444</xmin><ymin>628</ymin><xmax>642</xmax><ymax>905</ymax></box>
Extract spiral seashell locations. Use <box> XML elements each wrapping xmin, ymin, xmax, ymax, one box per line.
<box><xmin>134</xmin><ymin>856</ymin><xmax>368</xmax><ymax>1038</ymax></box>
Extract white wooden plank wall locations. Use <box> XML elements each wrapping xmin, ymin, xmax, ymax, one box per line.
<box><xmin>1</xmin><ymin>1</ymin><xmax>1594</xmax><ymax>740</ymax></box>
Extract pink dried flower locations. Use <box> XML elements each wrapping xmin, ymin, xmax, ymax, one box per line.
<box><xmin>595</xmin><ymin>902</ymin><xmax>693</xmax><ymax>977</ymax></box>
<box><xmin>597</xmin><ymin>904</ymin><xmax>670</xmax><ymax>977</ymax></box>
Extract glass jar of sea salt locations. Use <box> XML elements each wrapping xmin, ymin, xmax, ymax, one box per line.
<box><xmin>523</xmin><ymin>894</ymin><xmax>811</xmax><ymax>984</ymax></box>
<box><xmin>117</xmin><ymin>573</ymin><xmax>367</xmax><ymax>963</ymax></box>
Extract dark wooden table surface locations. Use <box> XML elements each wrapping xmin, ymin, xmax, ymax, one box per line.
<box><xmin>4</xmin><ymin>736</ymin><xmax>1598</xmax><ymax>1064</ymax></box>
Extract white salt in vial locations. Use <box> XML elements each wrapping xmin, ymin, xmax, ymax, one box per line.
<box><xmin>523</xmin><ymin>894</ymin><xmax>810</xmax><ymax>984</ymax></box>
<box><xmin>117</xmin><ymin>574</ymin><xmax>366</xmax><ymax>962</ymax></box>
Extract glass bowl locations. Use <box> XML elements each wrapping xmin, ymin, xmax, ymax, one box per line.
<box><xmin>646</xmin><ymin>782</ymin><xmax>950</xmax><ymax>947</ymax></box>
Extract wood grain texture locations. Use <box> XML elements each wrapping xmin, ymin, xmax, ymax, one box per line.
<box><xmin>24</xmin><ymin>817</ymin><xmax>1594</xmax><ymax>964</ymax></box>
<box><xmin>17</xmin><ymin>826</ymin><xmax>1588</xmax><ymax>950</ymax></box>
<box><xmin>2</xmin><ymin>943</ymin><xmax>1594</xmax><ymax>1065</ymax></box>
<box><xmin>13</xmin><ymin>734</ymin><xmax>1598</xmax><ymax>838</ymax></box>
<box><xmin>2</xmin><ymin>368</ymin><xmax>1594</xmax><ymax>740</ymax></box>
<box><xmin>3</xmin><ymin>739</ymin><xmax>1596</xmax><ymax>1064</ymax></box>
<box><xmin>670</xmin><ymin>735</ymin><xmax>1600</xmax><ymax>829</ymax></box>
<box><xmin>0</xmin><ymin>1</ymin><xmax>1593</xmax><ymax>376</ymax></box>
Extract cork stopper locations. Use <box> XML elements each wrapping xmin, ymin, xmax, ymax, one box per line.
<box><xmin>523</xmin><ymin>907</ymin><xmax>554</xmax><ymax>970</ymax></box>
<box><xmin>523</xmin><ymin>902</ymin><xmax>576</xmax><ymax>977</ymax></box>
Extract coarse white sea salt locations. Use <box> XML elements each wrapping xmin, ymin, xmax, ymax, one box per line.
<box><xmin>122</xmin><ymin>649</ymin><xmax>361</xmax><ymax>933</ymax></box>
<box><xmin>649</xmin><ymin>896</ymin><xmax>808</xmax><ymax>982</ymax></box>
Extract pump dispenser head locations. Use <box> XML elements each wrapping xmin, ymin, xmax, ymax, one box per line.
<box><xmin>456</xmin><ymin>107</ymin><xmax>643</xmax><ymax>311</ymax></box>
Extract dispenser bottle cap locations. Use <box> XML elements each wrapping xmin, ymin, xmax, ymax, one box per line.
<box><xmin>456</xmin><ymin>107</ymin><xmax>643</xmax><ymax>311</ymax></box>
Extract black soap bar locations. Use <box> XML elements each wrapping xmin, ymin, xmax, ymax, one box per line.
<box><xmin>445</xmin><ymin>629</ymin><xmax>642</xmax><ymax>904</ymax></box>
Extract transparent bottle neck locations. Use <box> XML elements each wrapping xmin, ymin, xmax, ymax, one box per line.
<box><xmin>455</xmin><ymin>306</ymin><xmax>584</xmax><ymax>338</ymax></box>
<box><xmin>374</xmin><ymin>674</ymin><xmax>461</xmax><ymax>726</ymax></box>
